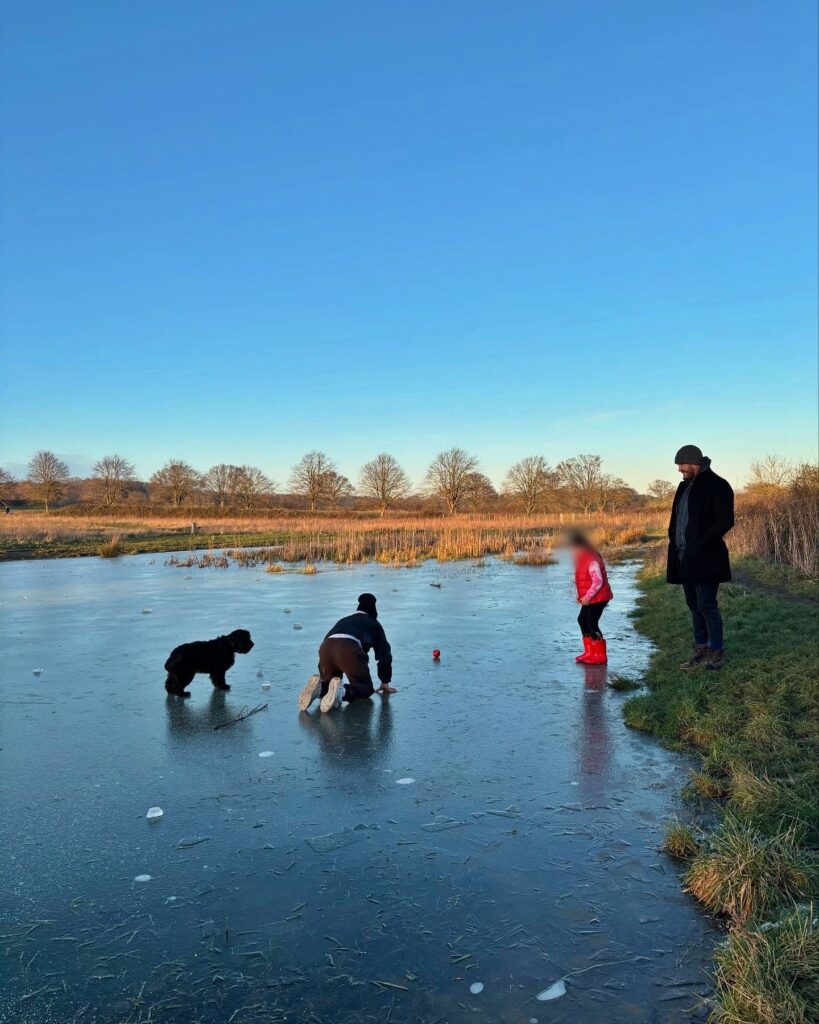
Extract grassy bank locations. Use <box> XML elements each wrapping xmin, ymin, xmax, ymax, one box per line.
<box><xmin>624</xmin><ymin>561</ymin><xmax>818</xmax><ymax>1023</ymax></box>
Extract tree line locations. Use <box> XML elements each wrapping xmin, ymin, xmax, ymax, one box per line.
<box><xmin>2</xmin><ymin>447</ymin><xmax>691</xmax><ymax>515</ymax></box>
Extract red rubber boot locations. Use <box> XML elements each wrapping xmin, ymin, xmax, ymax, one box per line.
<box><xmin>575</xmin><ymin>636</ymin><xmax>593</xmax><ymax>663</ymax></box>
<box><xmin>587</xmin><ymin>638</ymin><xmax>608</xmax><ymax>665</ymax></box>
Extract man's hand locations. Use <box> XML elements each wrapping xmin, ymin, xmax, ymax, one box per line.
<box><xmin>376</xmin><ymin>684</ymin><xmax>398</xmax><ymax>694</ymax></box>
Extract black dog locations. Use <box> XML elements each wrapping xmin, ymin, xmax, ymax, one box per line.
<box><xmin>164</xmin><ymin>629</ymin><xmax>254</xmax><ymax>697</ymax></box>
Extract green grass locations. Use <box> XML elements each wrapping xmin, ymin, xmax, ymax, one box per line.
<box><xmin>626</xmin><ymin>561</ymin><xmax>819</xmax><ymax>1022</ymax></box>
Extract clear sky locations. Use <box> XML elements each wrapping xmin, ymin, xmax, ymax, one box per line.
<box><xmin>1</xmin><ymin>1</ymin><xmax>816</xmax><ymax>492</ymax></box>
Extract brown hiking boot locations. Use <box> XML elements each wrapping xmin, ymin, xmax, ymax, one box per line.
<box><xmin>680</xmin><ymin>645</ymin><xmax>709</xmax><ymax>670</ymax></box>
<box><xmin>705</xmin><ymin>649</ymin><xmax>724</xmax><ymax>671</ymax></box>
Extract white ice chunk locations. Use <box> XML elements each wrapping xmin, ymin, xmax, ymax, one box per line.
<box><xmin>141</xmin><ymin>608</ymin><xmax>153</xmax><ymax>614</ymax></box>
<box><xmin>536</xmin><ymin>979</ymin><xmax>566</xmax><ymax>1001</ymax></box>
<box><xmin>396</xmin><ymin>777</ymin><xmax>415</xmax><ymax>785</ymax></box>
<box><xmin>32</xmin><ymin>668</ymin><xmax>43</xmax><ymax>676</ymax></box>
<box><xmin>293</xmin><ymin>623</ymin><xmax>303</xmax><ymax>630</ymax></box>
<box><xmin>469</xmin><ymin>982</ymin><xmax>484</xmax><ymax>995</ymax></box>
<box><xmin>258</xmin><ymin>751</ymin><xmax>274</xmax><ymax>758</ymax></box>
<box><xmin>146</xmin><ymin>807</ymin><xmax>164</xmax><ymax>820</ymax></box>
<box><xmin>134</xmin><ymin>874</ymin><xmax>152</xmax><ymax>883</ymax></box>
<box><xmin>283</xmin><ymin>608</ymin><xmax>292</xmax><ymax>613</ymax></box>
<box><xmin>261</xmin><ymin>681</ymin><xmax>272</xmax><ymax>689</ymax></box>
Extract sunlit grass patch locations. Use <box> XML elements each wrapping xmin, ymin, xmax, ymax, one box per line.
<box><xmin>663</xmin><ymin>820</ymin><xmax>700</xmax><ymax>860</ymax></box>
<box><xmin>711</xmin><ymin>903</ymin><xmax>819</xmax><ymax>1024</ymax></box>
<box><xmin>97</xmin><ymin>534</ymin><xmax>123</xmax><ymax>557</ymax></box>
<box><xmin>685</xmin><ymin>819</ymin><xmax>813</xmax><ymax>926</ymax></box>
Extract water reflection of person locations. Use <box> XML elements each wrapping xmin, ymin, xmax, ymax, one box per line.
<box><xmin>298</xmin><ymin>697</ymin><xmax>394</xmax><ymax>771</ymax></box>
<box><xmin>577</xmin><ymin>664</ymin><xmax>611</xmax><ymax>800</ymax></box>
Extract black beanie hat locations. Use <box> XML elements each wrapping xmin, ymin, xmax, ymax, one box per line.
<box><xmin>357</xmin><ymin>593</ymin><xmax>378</xmax><ymax>618</ymax></box>
<box><xmin>674</xmin><ymin>444</ymin><xmax>705</xmax><ymax>465</ymax></box>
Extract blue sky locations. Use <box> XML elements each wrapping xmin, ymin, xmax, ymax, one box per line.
<box><xmin>1</xmin><ymin>1</ymin><xmax>816</xmax><ymax>491</ymax></box>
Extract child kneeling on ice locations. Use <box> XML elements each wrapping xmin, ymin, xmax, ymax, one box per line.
<box><xmin>568</xmin><ymin>530</ymin><xmax>612</xmax><ymax>665</ymax></box>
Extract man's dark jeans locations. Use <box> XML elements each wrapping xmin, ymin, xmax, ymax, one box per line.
<box><xmin>682</xmin><ymin>581</ymin><xmax>723</xmax><ymax>650</ymax></box>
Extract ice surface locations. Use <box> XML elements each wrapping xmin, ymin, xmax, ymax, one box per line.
<box><xmin>0</xmin><ymin>554</ymin><xmax>715</xmax><ymax>1024</ymax></box>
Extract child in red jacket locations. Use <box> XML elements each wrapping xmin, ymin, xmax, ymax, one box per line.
<box><xmin>568</xmin><ymin>530</ymin><xmax>613</xmax><ymax>665</ymax></box>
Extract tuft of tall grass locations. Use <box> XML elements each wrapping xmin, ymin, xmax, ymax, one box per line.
<box><xmin>97</xmin><ymin>534</ymin><xmax>123</xmax><ymax>558</ymax></box>
<box><xmin>685</xmin><ymin>818</ymin><xmax>814</xmax><ymax>925</ymax></box>
<box><xmin>711</xmin><ymin>903</ymin><xmax>819</xmax><ymax>1024</ymax></box>
<box><xmin>663</xmin><ymin>820</ymin><xmax>701</xmax><ymax>860</ymax></box>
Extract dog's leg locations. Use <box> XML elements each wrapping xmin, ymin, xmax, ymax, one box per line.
<box><xmin>210</xmin><ymin>670</ymin><xmax>230</xmax><ymax>691</ymax></box>
<box><xmin>166</xmin><ymin>671</ymin><xmax>193</xmax><ymax>697</ymax></box>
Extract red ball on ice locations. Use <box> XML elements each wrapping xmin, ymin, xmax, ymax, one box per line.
<box><xmin>432</xmin><ymin>649</ymin><xmax>441</xmax><ymax>660</ymax></box>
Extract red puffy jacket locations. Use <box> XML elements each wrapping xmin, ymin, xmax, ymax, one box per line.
<box><xmin>574</xmin><ymin>548</ymin><xmax>613</xmax><ymax>603</ymax></box>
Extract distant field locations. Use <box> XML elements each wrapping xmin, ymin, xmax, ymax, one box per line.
<box><xmin>0</xmin><ymin>510</ymin><xmax>664</xmax><ymax>563</ymax></box>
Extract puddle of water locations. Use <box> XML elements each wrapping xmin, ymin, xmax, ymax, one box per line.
<box><xmin>0</xmin><ymin>554</ymin><xmax>716</xmax><ymax>1022</ymax></box>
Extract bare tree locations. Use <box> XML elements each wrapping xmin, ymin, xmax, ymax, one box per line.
<box><xmin>92</xmin><ymin>454</ymin><xmax>136</xmax><ymax>510</ymax></box>
<box><xmin>289</xmin><ymin>451</ymin><xmax>336</xmax><ymax>512</ymax></box>
<box><xmin>359</xmin><ymin>453</ymin><xmax>410</xmax><ymax>514</ymax></box>
<box><xmin>556</xmin><ymin>454</ymin><xmax>606</xmax><ymax>513</ymax></box>
<box><xmin>28</xmin><ymin>450</ymin><xmax>69</xmax><ymax>512</ymax></box>
<box><xmin>748</xmin><ymin>455</ymin><xmax>794</xmax><ymax>494</ymax></box>
<box><xmin>599</xmin><ymin>477</ymin><xmax>640</xmax><ymax>512</ymax></box>
<box><xmin>0</xmin><ymin>467</ymin><xmax>15</xmax><ymax>505</ymax></box>
<box><xmin>646</xmin><ymin>479</ymin><xmax>676</xmax><ymax>504</ymax></box>
<box><xmin>204</xmin><ymin>464</ymin><xmax>242</xmax><ymax>507</ymax></box>
<box><xmin>323</xmin><ymin>470</ymin><xmax>353</xmax><ymax>510</ymax></box>
<box><xmin>424</xmin><ymin>448</ymin><xmax>479</xmax><ymax>514</ymax></box>
<box><xmin>504</xmin><ymin>455</ymin><xmax>553</xmax><ymax>514</ymax></box>
<box><xmin>464</xmin><ymin>472</ymin><xmax>498</xmax><ymax>511</ymax></box>
<box><xmin>234</xmin><ymin>466</ymin><xmax>275</xmax><ymax>511</ymax></box>
<box><xmin>150</xmin><ymin>459</ymin><xmax>201</xmax><ymax>508</ymax></box>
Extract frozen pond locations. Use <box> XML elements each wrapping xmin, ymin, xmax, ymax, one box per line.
<box><xmin>0</xmin><ymin>554</ymin><xmax>715</xmax><ymax>1023</ymax></box>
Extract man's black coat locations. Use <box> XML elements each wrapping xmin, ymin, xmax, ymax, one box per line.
<box><xmin>666</xmin><ymin>464</ymin><xmax>734</xmax><ymax>584</ymax></box>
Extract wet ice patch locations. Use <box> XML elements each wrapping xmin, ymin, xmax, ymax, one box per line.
<box><xmin>146</xmin><ymin>806</ymin><xmax>164</xmax><ymax>820</ymax></box>
<box><xmin>536</xmin><ymin>979</ymin><xmax>566</xmax><ymax>1001</ymax></box>
<box><xmin>421</xmin><ymin>817</ymin><xmax>466</xmax><ymax>832</ymax></box>
<box><xmin>396</xmin><ymin>778</ymin><xmax>415</xmax><ymax>785</ymax></box>
<box><xmin>258</xmin><ymin>751</ymin><xmax>274</xmax><ymax>758</ymax></box>
<box><xmin>469</xmin><ymin>982</ymin><xmax>484</xmax><ymax>995</ymax></box>
<box><xmin>306</xmin><ymin>825</ymin><xmax>374</xmax><ymax>853</ymax></box>
<box><xmin>133</xmin><ymin>874</ymin><xmax>152</xmax><ymax>883</ymax></box>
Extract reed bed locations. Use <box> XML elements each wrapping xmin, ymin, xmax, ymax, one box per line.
<box><xmin>0</xmin><ymin>509</ymin><xmax>666</xmax><ymax>563</ymax></box>
<box><xmin>731</xmin><ymin>485</ymin><xmax>818</xmax><ymax>579</ymax></box>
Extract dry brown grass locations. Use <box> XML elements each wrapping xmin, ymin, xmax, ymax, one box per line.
<box><xmin>0</xmin><ymin>509</ymin><xmax>665</xmax><ymax>563</ymax></box>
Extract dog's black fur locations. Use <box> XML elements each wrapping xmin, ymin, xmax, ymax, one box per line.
<box><xmin>164</xmin><ymin>629</ymin><xmax>254</xmax><ymax>697</ymax></box>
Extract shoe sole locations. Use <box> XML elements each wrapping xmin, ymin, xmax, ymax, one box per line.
<box><xmin>297</xmin><ymin>674</ymin><xmax>321</xmax><ymax>711</ymax></box>
<box><xmin>319</xmin><ymin>677</ymin><xmax>343</xmax><ymax>713</ymax></box>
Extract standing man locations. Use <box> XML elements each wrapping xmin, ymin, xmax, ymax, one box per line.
<box><xmin>297</xmin><ymin>593</ymin><xmax>396</xmax><ymax>713</ymax></box>
<box><xmin>667</xmin><ymin>445</ymin><xmax>734</xmax><ymax>670</ymax></box>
